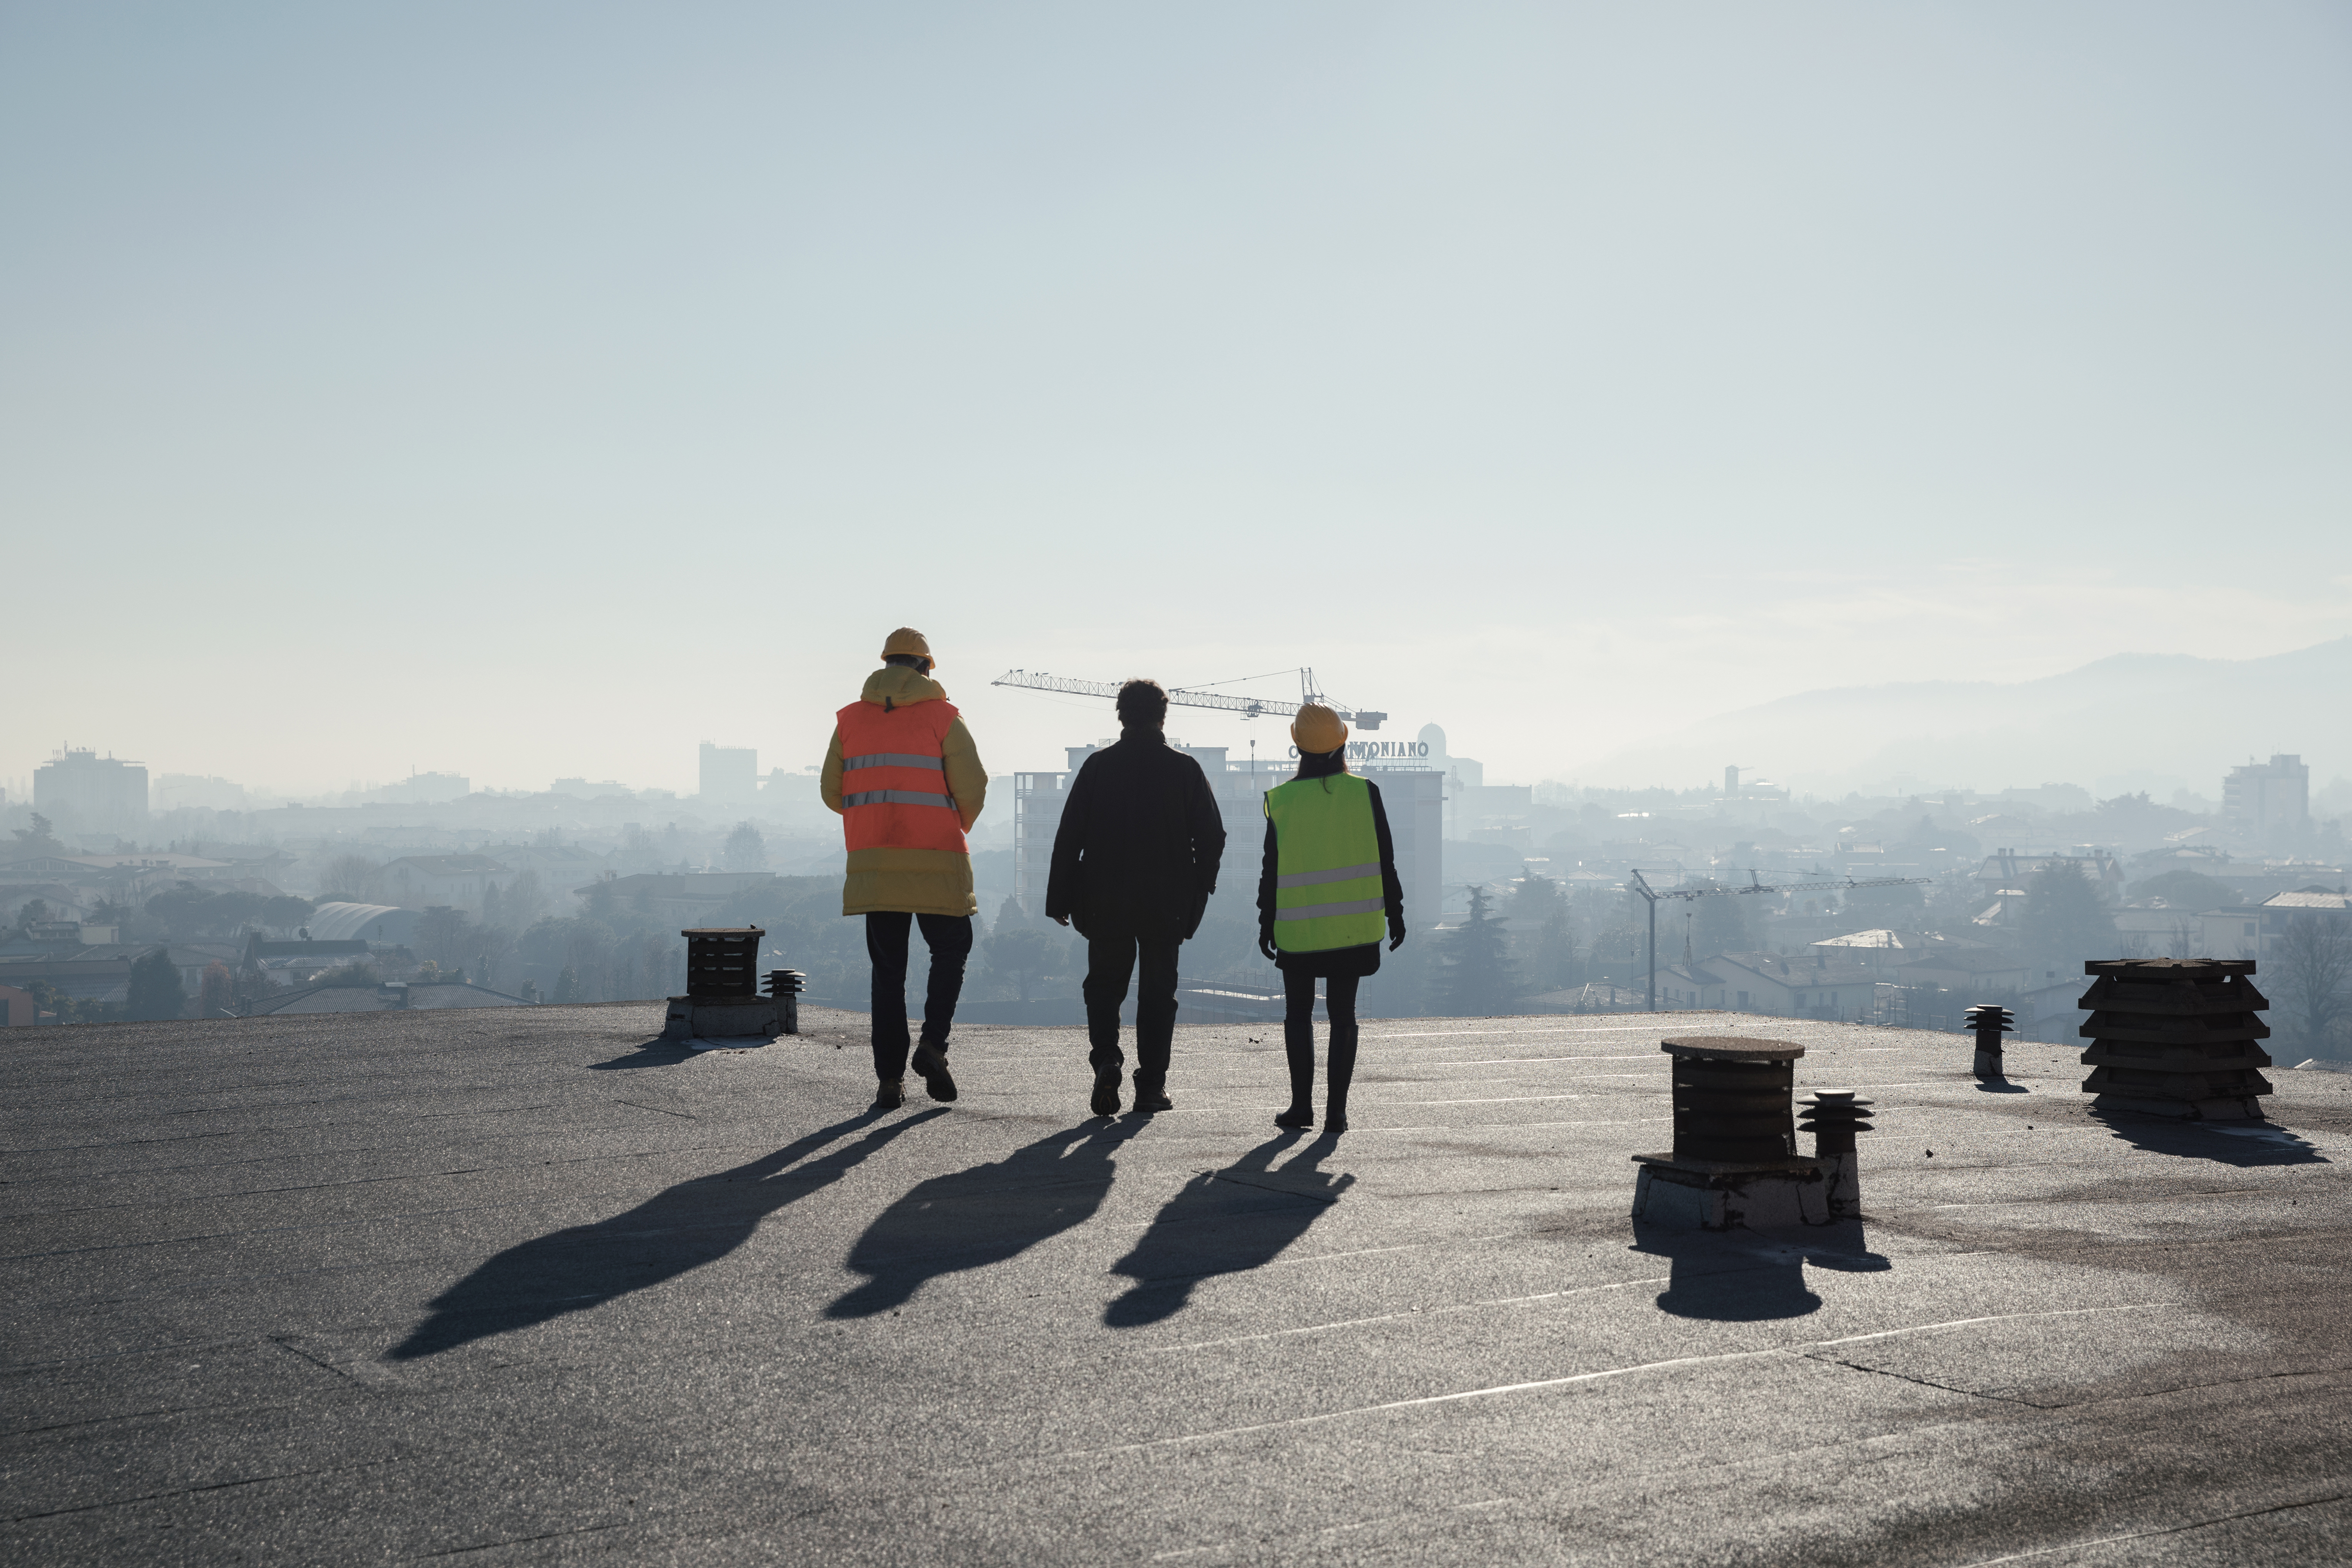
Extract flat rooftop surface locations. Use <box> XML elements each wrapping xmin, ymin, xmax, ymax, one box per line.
<box><xmin>5</xmin><ymin>1004</ymin><xmax>2349</xmax><ymax>1566</ymax></box>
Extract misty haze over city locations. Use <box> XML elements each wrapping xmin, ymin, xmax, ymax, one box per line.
<box><xmin>5</xmin><ymin>3</ymin><xmax>2349</xmax><ymax>1046</ymax></box>
<box><xmin>10</xmin><ymin>11</ymin><xmax>2352</xmax><ymax>1566</ymax></box>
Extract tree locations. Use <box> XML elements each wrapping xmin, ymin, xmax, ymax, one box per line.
<box><xmin>262</xmin><ymin>895</ymin><xmax>315</xmax><ymax>934</ymax></box>
<box><xmin>2020</xmin><ymin>860</ymin><xmax>2117</xmax><ymax>978</ymax></box>
<box><xmin>2268</xmin><ymin>916</ymin><xmax>2352</xmax><ymax>1060</ymax></box>
<box><xmin>1435</xmin><ymin>885</ymin><xmax>1518</xmax><ymax>1016</ymax></box>
<box><xmin>1509</xmin><ymin>872</ymin><xmax>1578</xmax><ymax>993</ymax></box>
<box><xmin>1842</xmin><ymin>881</ymin><xmax>1927</xmax><ymax>926</ymax></box>
<box><xmin>2130</xmin><ymin>869</ymin><xmax>2235</xmax><ymax>913</ymax></box>
<box><xmin>721</xmin><ymin>821</ymin><xmax>768</xmax><ymax>872</ymax></box>
<box><xmin>12</xmin><ymin>898</ymin><xmax>51</xmax><ymax>935</ymax></box>
<box><xmin>9</xmin><ymin>813</ymin><xmax>65</xmax><ymax>859</ymax></box>
<box><xmin>320</xmin><ymin>855</ymin><xmax>385</xmax><ymax>903</ymax></box>
<box><xmin>1690</xmin><ymin>886</ymin><xmax>1758</xmax><ymax>961</ymax></box>
<box><xmin>553</xmin><ymin>964</ymin><xmax>582</xmax><ymax>1003</ymax></box>
<box><xmin>417</xmin><ymin>906</ymin><xmax>473</xmax><ymax>970</ymax></box>
<box><xmin>197</xmin><ymin>962</ymin><xmax>236</xmax><ymax>1017</ymax></box>
<box><xmin>984</xmin><ymin>927</ymin><xmax>1061</xmax><ymax>1004</ymax></box>
<box><xmin>127</xmin><ymin>949</ymin><xmax>188</xmax><ymax>1021</ymax></box>
<box><xmin>498</xmin><ymin>870</ymin><xmax>548</xmax><ymax>931</ymax></box>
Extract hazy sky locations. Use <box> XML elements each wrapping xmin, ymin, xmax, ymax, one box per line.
<box><xmin>7</xmin><ymin>1</ymin><xmax>2348</xmax><ymax>799</ymax></box>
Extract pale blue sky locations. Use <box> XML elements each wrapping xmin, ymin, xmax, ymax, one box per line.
<box><xmin>6</xmin><ymin>2</ymin><xmax>2348</xmax><ymax>797</ymax></box>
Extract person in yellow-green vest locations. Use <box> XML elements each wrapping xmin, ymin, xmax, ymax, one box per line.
<box><xmin>1256</xmin><ymin>704</ymin><xmax>1406</xmax><ymax>1134</ymax></box>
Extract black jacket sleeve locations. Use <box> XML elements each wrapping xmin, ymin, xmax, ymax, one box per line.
<box><xmin>1043</xmin><ymin>760</ymin><xmax>1093</xmax><ymax>921</ymax></box>
<box><xmin>1367</xmin><ymin>781</ymin><xmax>1406</xmax><ymax>931</ymax></box>
<box><xmin>1257</xmin><ymin>813</ymin><xmax>1279</xmax><ymax>933</ymax></box>
<box><xmin>1185</xmin><ymin>760</ymin><xmax>1226</xmax><ymax>897</ymax></box>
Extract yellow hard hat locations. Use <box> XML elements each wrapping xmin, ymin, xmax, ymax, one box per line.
<box><xmin>1291</xmin><ymin>703</ymin><xmax>1348</xmax><ymax>754</ymax></box>
<box><xmin>881</xmin><ymin>627</ymin><xmax>932</xmax><ymax>662</ymax></box>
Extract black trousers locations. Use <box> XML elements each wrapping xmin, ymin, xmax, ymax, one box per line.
<box><xmin>865</xmin><ymin>912</ymin><xmax>972</xmax><ymax>1080</ymax></box>
<box><xmin>1282</xmin><ymin>968</ymin><xmax>1360</xmax><ymax>1113</ymax></box>
<box><xmin>1082</xmin><ymin>928</ymin><xmax>1180</xmax><ymax>1090</ymax></box>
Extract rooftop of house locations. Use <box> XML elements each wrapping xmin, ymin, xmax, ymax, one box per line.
<box><xmin>1892</xmin><ymin>947</ymin><xmax>2034</xmax><ymax>975</ymax></box>
<box><xmin>2265</xmin><ymin>890</ymin><xmax>2352</xmax><ymax>912</ymax></box>
<box><xmin>3</xmin><ymin>1006</ymin><xmax>2346</xmax><ymax>1563</ymax></box>
<box><xmin>1705</xmin><ymin>951</ymin><xmax>1885</xmax><ymax>987</ymax></box>
<box><xmin>1810</xmin><ymin>928</ymin><xmax>1990</xmax><ymax>953</ymax></box>
<box><xmin>383</xmin><ymin>855</ymin><xmax>513</xmax><ymax>877</ymax></box>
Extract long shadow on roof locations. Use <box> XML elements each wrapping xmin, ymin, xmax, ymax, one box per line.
<box><xmin>2086</xmin><ymin>1109</ymin><xmax>2329</xmax><ymax>1167</ymax></box>
<box><xmin>1103</xmin><ymin>1131</ymin><xmax>1352</xmax><ymax>1327</ymax></box>
<box><xmin>1632</xmin><ymin>1220</ymin><xmax>1892</xmax><ymax>1322</ymax></box>
<box><xmin>586</xmin><ymin>1036</ymin><xmax>699</xmax><ymax>1071</ymax></box>
<box><xmin>826</xmin><ymin>1117</ymin><xmax>1150</xmax><ymax>1319</ymax></box>
<box><xmin>387</xmin><ymin>1105</ymin><xmax>948</xmax><ymax>1360</ymax></box>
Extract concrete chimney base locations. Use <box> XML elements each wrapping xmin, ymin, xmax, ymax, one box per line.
<box><xmin>1631</xmin><ymin>1155</ymin><xmax>1830</xmax><ymax>1230</ymax></box>
<box><xmin>662</xmin><ymin>995</ymin><xmax>782</xmax><ymax>1047</ymax></box>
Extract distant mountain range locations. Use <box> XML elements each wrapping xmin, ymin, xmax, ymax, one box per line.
<box><xmin>1578</xmin><ymin>637</ymin><xmax>2352</xmax><ymax>798</ymax></box>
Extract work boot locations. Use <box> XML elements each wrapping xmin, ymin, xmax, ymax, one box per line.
<box><xmin>874</xmin><ymin>1076</ymin><xmax>906</xmax><ymax>1111</ymax></box>
<box><xmin>1090</xmin><ymin>1068</ymin><xmax>1123</xmax><ymax>1119</ymax></box>
<box><xmin>1274</xmin><ymin>1103</ymin><xmax>1314</xmax><ymax>1130</ymax></box>
<box><xmin>1130</xmin><ymin>1081</ymin><xmax>1174</xmax><ymax>1114</ymax></box>
<box><xmin>910</xmin><ymin>1043</ymin><xmax>958</xmax><ymax>1103</ymax></box>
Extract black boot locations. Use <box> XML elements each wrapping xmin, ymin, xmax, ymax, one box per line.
<box><xmin>910</xmin><ymin>1041</ymin><xmax>957</xmax><ymax>1102</ymax></box>
<box><xmin>1275</xmin><ymin>1022</ymin><xmax>1315</xmax><ymax>1129</ymax></box>
<box><xmin>1091</xmin><ymin>1067</ymin><xmax>1123</xmax><ymax>1118</ymax></box>
<box><xmin>1325</xmin><ymin>1019</ymin><xmax>1358</xmax><ymax>1135</ymax></box>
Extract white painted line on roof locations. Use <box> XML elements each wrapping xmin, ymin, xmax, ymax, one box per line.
<box><xmin>1418</xmin><ymin>1054</ymin><xmax>1663</xmax><ymax>1066</ymax></box>
<box><xmin>1144</xmin><ymin>1276</ymin><xmax>1674</xmax><ymax>1354</ymax></box>
<box><xmin>1074</xmin><ymin>1301</ymin><xmax>2183</xmax><ymax>1456</ymax></box>
<box><xmin>1359</xmin><ymin>1026</ymin><xmax>1672</xmax><ymax>1039</ymax></box>
<box><xmin>1810</xmin><ymin>1301</ymin><xmax>2180</xmax><ymax>1348</ymax></box>
<box><xmin>1370</xmin><ymin>1093</ymin><xmax>1600</xmax><ymax>1107</ymax></box>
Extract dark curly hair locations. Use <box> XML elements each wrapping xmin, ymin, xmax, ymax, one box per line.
<box><xmin>1116</xmin><ymin>679</ymin><xmax>1169</xmax><ymax>729</ymax></box>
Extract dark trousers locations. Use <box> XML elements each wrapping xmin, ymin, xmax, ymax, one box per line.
<box><xmin>1282</xmin><ymin>968</ymin><xmax>1360</xmax><ymax>1116</ymax></box>
<box><xmin>865</xmin><ymin>912</ymin><xmax>972</xmax><ymax>1080</ymax></box>
<box><xmin>1083</xmin><ymin>929</ymin><xmax>1180</xmax><ymax>1091</ymax></box>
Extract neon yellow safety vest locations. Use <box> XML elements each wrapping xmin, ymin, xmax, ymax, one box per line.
<box><xmin>1265</xmin><ymin>773</ymin><xmax>1387</xmax><ymax>952</ymax></box>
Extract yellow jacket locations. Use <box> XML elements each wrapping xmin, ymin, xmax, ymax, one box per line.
<box><xmin>821</xmin><ymin>665</ymin><xmax>989</xmax><ymax>917</ymax></box>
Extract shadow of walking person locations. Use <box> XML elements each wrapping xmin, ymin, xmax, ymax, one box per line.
<box><xmin>1103</xmin><ymin>1132</ymin><xmax>1354</xmax><ymax>1328</ymax></box>
<box><xmin>826</xmin><ymin>1118</ymin><xmax>1149</xmax><ymax>1318</ymax></box>
<box><xmin>389</xmin><ymin>1106</ymin><xmax>948</xmax><ymax>1360</ymax></box>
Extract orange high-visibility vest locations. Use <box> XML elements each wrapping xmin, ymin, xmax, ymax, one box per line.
<box><xmin>835</xmin><ymin>698</ymin><xmax>967</xmax><ymax>855</ymax></box>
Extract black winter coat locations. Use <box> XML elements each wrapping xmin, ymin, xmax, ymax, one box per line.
<box><xmin>1045</xmin><ymin>729</ymin><xmax>1227</xmax><ymax>939</ymax></box>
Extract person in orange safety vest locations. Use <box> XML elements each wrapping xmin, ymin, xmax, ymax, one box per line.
<box><xmin>820</xmin><ymin>627</ymin><xmax>990</xmax><ymax>1110</ymax></box>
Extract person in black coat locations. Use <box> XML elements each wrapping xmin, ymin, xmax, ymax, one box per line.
<box><xmin>1046</xmin><ymin>680</ymin><xmax>1227</xmax><ymax>1117</ymax></box>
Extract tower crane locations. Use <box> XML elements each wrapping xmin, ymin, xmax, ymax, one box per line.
<box><xmin>990</xmin><ymin>667</ymin><xmax>1387</xmax><ymax>730</ymax></box>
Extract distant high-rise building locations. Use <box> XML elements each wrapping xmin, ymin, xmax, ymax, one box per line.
<box><xmin>33</xmin><ymin>750</ymin><xmax>149</xmax><ymax>841</ymax></box>
<box><xmin>2223</xmin><ymin>754</ymin><xmax>2307</xmax><ymax>837</ymax></box>
<box><xmin>699</xmin><ymin>743</ymin><xmax>759</xmax><ymax>804</ymax></box>
<box><xmin>366</xmin><ymin>772</ymin><xmax>471</xmax><ymax>805</ymax></box>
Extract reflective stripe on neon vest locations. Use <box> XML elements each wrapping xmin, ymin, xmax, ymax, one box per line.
<box><xmin>835</xmin><ymin>698</ymin><xmax>966</xmax><ymax>855</ymax></box>
<box><xmin>1264</xmin><ymin>772</ymin><xmax>1386</xmax><ymax>952</ymax></box>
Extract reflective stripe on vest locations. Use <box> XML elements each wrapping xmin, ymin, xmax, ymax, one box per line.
<box><xmin>841</xmin><ymin>789</ymin><xmax>956</xmax><ymax>809</ymax></box>
<box><xmin>835</xmin><ymin>697</ymin><xmax>967</xmax><ymax>855</ymax></box>
<box><xmin>1264</xmin><ymin>773</ymin><xmax>1386</xmax><ymax>952</ymax></box>
<box><xmin>842</xmin><ymin>753</ymin><xmax>945</xmax><ymax>773</ymax></box>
